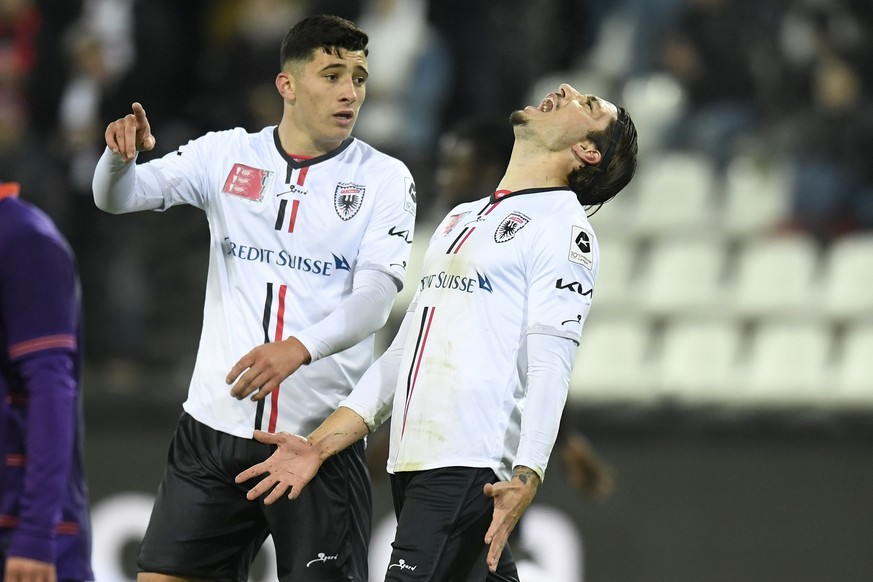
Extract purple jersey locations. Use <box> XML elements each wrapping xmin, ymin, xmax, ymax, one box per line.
<box><xmin>0</xmin><ymin>183</ymin><xmax>92</xmax><ymax>580</ymax></box>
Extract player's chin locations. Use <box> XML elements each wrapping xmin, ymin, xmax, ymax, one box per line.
<box><xmin>509</xmin><ymin>110</ymin><xmax>529</xmax><ymax>126</ymax></box>
<box><xmin>331</xmin><ymin>115</ymin><xmax>357</xmax><ymax>132</ymax></box>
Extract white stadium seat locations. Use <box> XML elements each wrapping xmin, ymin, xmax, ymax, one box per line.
<box><xmin>630</xmin><ymin>152</ymin><xmax>718</xmax><ymax>238</ymax></box>
<box><xmin>656</xmin><ymin>318</ymin><xmax>743</xmax><ymax>405</ymax></box>
<box><xmin>638</xmin><ymin>237</ymin><xmax>727</xmax><ymax>319</ymax></box>
<box><xmin>588</xmin><ymin>235</ymin><xmax>641</xmax><ymax>316</ymax></box>
<box><xmin>729</xmin><ymin>234</ymin><xmax>820</xmax><ymax>321</ymax></box>
<box><xmin>831</xmin><ymin>323</ymin><xmax>873</xmax><ymax>410</ymax></box>
<box><xmin>736</xmin><ymin>320</ymin><xmax>832</xmax><ymax>408</ymax></box>
<box><xmin>721</xmin><ymin>154</ymin><xmax>792</xmax><ymax>239</ymax></box>
<box><xmin>569</xmin><ymin>316</ymin><xmax>655</xmax><ymax>407</ymax></box>
<box><xmin>621</xmin><ymin>73</ymin><xmax>687</xmax><ymax>154</ymax></box>
<box><xmin>821</xmin><ymin>234</ymin><xmax>873</xmax><ymax>322</ymax></box>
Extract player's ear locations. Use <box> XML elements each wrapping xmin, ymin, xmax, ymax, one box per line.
<box><xmin>276</xmin><ymin>71</ymin><xmax>295</xmax><ymax>101</ymax></box>
<box><xmin>572</xmin><ymin>142</ymin><xmax>601</xmax><ymax>167</ymax></box>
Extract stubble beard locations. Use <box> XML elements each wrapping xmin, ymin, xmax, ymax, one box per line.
<box><xmin>509</xmin><ymin>110</ymin><xmax>528</xmax><ymax>127</ymax></box>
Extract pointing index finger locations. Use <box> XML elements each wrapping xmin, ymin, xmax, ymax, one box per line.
<box><xmin>132</xmin><ymin>102</ymin><xmax>147</xmax><ymax>120</ymax></box>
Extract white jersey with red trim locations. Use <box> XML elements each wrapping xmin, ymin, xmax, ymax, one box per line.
<box><xmin>387</xmin><ymin>188</ymin><xmax>597</xmax><ymax>480</ymax></box>
<box><xmin>132</xmin><ymin>126</ymin><xmax>416</xmax><ymax>438</ymax></box>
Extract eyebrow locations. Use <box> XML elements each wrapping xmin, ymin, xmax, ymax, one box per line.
<box><xmin>318</xmin><ymin>62</ymin><xmax>369</xmax><ymax>77</ymax></box>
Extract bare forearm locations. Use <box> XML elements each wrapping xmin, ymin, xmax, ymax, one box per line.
<box><xmin>307</xmin><ymin>406</ymin><xmax>370</xmax><ymax>462</ymax></box>
<box><xmin>512</xmin><ymin>465</ymin><xmax>542</xmax><ymax>492</ymax></box>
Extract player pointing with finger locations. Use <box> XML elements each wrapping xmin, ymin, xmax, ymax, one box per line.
<box><xmin>93</xmin><ymin>14</ymin><xmax>415</xmax><ymax>582</ymax></box>
<box><xmin>104</xmin><ymin>102</ymin><xmax>155</xmax><ymax>162</ymax></box>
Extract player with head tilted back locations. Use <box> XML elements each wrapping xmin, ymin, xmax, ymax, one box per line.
<box><xmin>92</xmin><ymin>14</ymin><xmax>416</xmax><ymax>582</ymax></box>
<box><xmin>236</xmin><ymin>84</ymin><xmax>638</xmax><ymax>580</ymax></box>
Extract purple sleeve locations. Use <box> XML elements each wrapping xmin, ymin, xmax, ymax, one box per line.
<box><xmin>3</xmin><ymin>228</ymin><xmax>79</xmax><ymax>563</ymax></box>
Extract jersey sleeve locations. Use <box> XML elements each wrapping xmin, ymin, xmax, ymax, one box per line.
<box><xmin>525</xmin><ymin>218</ymin><xmax>599</xmax><ymax>343</ymax></box>
<box><xmin>93</xmin><ymin>132</ymin><xmax>224</xmax><ymax>214</ymax></box>
<box><xmin>131</xmin><ymin>132</ymin><xmax>221</xmax><ymax>211</ymax></box>
<box><xmin>354</xmin><ymin>161</ymin><xmax>417</xmax><ymax>290</ymax></box>
<box><xmin>1</xmin><ymin>227</ymin><xmax>79</xmax><ymax>563</ymax></box>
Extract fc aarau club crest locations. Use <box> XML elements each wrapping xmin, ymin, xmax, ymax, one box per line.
<box><xmin>334</xmin><ymin>183</ymin><xmax>366</xmax><ymax>220</ymax></box>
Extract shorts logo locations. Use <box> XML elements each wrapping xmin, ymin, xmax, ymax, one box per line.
<box><xmin>222</xmin><ymin>163</ymin><xmax>272</xmax><ymax>202</ymax></box>
<box><xmin>334</xmin><ymin>183</ymin><xmax>366</xmax><ymax>220</ymax></box>
<box><xmin>389</xmin><ymin>558</ymin><xmax>418</xmax><ymax>572</ymax></box>
<box><xmin>494</xmin><ymin>211</ymin><xmax>531</xmax><ymax>243</ymax></box>
<box><xmin>306</xmin><ymin>552</ymin><xmax>338</xmax><ymax>568</ymax></box>
<box><xmin>569</xmin><ymin>226</ymin><xmax>594</xmax><ymax>269</ymax></box>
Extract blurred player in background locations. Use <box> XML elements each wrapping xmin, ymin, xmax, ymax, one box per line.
<box><xmin>237</xmin><ymin>83</ymin><xmax>637</xmax><ymax>579</ymax></box>
<box><xmin>0</xmin><ymin>181</ymin><xmax>93</xmax><ymax>582</ymax></box>
<box><xmin>92</xmin><ymin>14</ymin><xmax>415</xmax><ymax>582</ymax></box>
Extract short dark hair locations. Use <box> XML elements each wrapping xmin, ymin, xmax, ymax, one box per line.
<box><xmin>279</xmin><ymin>14</ymin><xmax>368</xmax><ymax>69</ymax></box>
<box><xmin>568</xmin><ymin>107</ymin><xmax>638</xmax><ymax>208</ymax></box>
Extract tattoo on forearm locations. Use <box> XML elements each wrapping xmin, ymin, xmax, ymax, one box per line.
<box><xmin>513</xmin><ymin>467</ymin><xmax>541</xmax><ymax>490</ymax></box>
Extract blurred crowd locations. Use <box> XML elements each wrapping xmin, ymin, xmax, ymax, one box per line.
<box><xmin>3</xmin><ymin>0</ymin><xmax>871</xmax><ymax>394</ymax></box>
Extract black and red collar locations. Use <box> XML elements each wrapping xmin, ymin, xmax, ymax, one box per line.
<box><xmin>489</xmin><ymin>186</ymin><xmax>572</xmax><ymax>204</ymax></box>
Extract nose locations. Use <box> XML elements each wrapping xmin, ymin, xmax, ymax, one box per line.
<box><xmin>558</xmin><ymin>83</ymin><xmax>581</xmax><ymax>100</ymax></box>
<box><xmin>340</xmin><ymin>78</ymin><xmax>361</xmax><ymax>104</ymax></box>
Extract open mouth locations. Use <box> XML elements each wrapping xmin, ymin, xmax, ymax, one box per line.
<box><xmin>539</xmin><ymin>94</ymin><xmax>557</xmax><ymax>112</ymax></box>
<box><xmin>335</xmin><ymin>111</ymin><xmax>354</xmax><ymax>121</ymax></box>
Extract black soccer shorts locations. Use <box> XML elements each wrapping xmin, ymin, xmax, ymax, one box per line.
<box><xmin>138</xmin><ymin>412</ymin><xmax>371</xmax><ymax>581</ymax></box>
<box><xmin>385</xmin><ymin>466</ymin><xmax>519</xmax><ymax>582</ymax></box>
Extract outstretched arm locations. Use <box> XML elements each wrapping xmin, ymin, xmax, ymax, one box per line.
<box><xmin>93</xmin><ymin>102</ymin><xmax>164</xmax><ymax>214</ymax></box>
<box><xmin>235</xmin><ymin>406</ymin><xmax>369</xmax><ymax>504</ymax></box>
<box><xmin>235</xmin><ymin>306</ymin><xmax>416</xmax><ymax>502</ymax></box>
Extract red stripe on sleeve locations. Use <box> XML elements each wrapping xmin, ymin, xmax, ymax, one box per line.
<box><xmin>9</xmin><ymin>335</ymin><xmax>76</xmax><ymax>359</ymax></box>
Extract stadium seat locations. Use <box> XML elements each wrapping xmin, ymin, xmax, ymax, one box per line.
<box><xmin>621</xmin><ymin>73</ymin><xmax>687</xmax><ymax>154</ymax></box>
<box><xmin>629</xmin><ymin>152</ymin><xmax>718</xmax><ymax>238</ymax></box>
<box><xmin>737</xmin><ymin>319</ymin><xmax>832</xmax><ymax>408</ymax></box>
<box><xmin>638</xmin><ymin>236</ymin><xmax>727</xmax><ymax>319</ymax></box>
<box><xmin>588</xmin><ymin>187</ymin><xmax>638</xmax><ymax>241</ymax></box>
<box><xmin>569</xmin><ymin>316</ymin><xmax>655</xmax><ymax>407</ymax></box>
<box><xmin>832</xmin><ymin>323</ymin><xmax>873</xmax><ymax>410</ymax></box>
<box><xmin>821</xmin><ymin>234</ymin><xmax>873</xmax><ymax>322</ymax></box>
<box><xmin>588</xmin><ymin>235</ymin><xmax>641</xmax><ymax>316</ymax></box>
<box><xmin>721</xmin><ymin>154</ymin><xmax>792</xmax><ymax>239</ymax></box>
<box><xmin>729</xmin><ymin>234</ymin><xmax>820</xmax><ymax>321</ymax></box>
<box><xmin>656</xmin><ymin>318</ymin><xmax>743</xmax><ymax>406</ymax></box>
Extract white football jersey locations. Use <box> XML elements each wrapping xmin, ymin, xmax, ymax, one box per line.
<box><xmin>386</xmin><ymin>188</ymin><xmax>598</xmax><ymax>480</ymax></box>
<box><xmin>133</xmin><ymin>127</ymin><xmax>416</xmax><ymax>437</ymax></box>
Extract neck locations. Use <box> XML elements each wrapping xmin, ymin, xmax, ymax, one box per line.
<box><xmin>497</xmin><ymin>143</ymin><xmax>570</xmax><ymax>193</ymax></box>
<box><xmin>276</xmin><ymin>118</ymin><xmax>344</xmax><ymax>157</ymax></box>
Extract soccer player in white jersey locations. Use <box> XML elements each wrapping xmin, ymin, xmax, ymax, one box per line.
<box><xmin>235</xmin><ymin>84</ymin><xmax>639</xmax><ymax>580</ymax></box>
<box><xmin>92</xmin><ymin>14</ymin><xmax>416</xmax><ymax>582</ymax></box>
